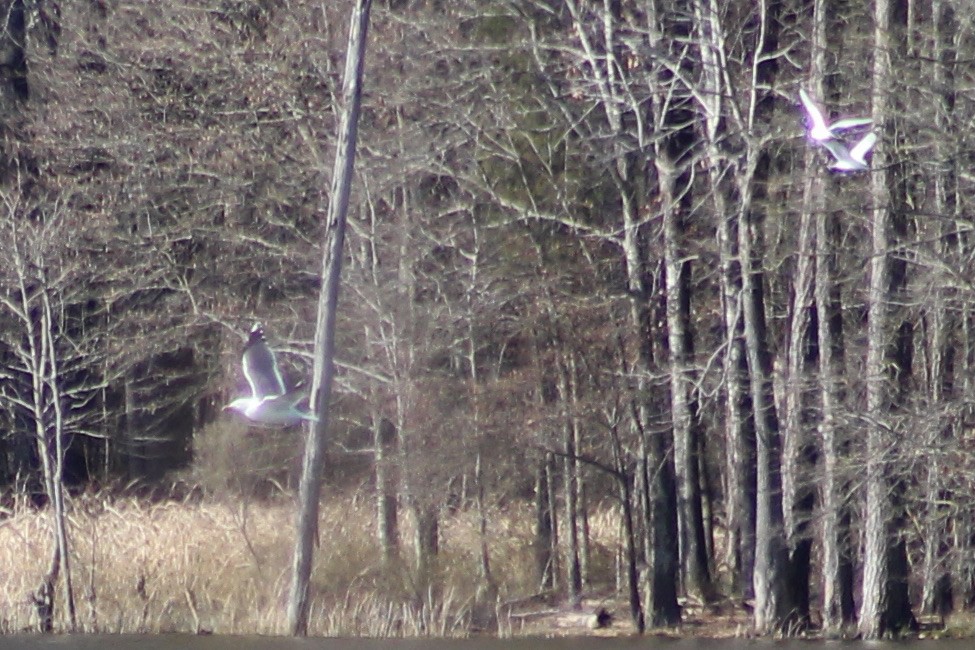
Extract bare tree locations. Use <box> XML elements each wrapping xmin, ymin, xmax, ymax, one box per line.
<box><xmin>0</xmin><ymin>185</ymin><xmax>99</xmax><ymax>631</ymax></box>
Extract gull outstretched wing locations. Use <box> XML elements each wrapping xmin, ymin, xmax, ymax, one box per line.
<box><xmin>242</xmin><ymin>323</ymin><xmax>287</xmax><ymax>399</ymax></box>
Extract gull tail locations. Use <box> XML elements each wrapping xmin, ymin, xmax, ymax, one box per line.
<box><xmin>284</xmin><ymin>383</ymin><xmax>318</xmax><ymax>422</ymax></box>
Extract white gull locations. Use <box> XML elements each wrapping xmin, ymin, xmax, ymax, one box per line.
<box><xmin>799</xmin><ymin>88</ymin><xmax>872</xmax><ymax>142</ymax></box>
<box><xmin>224</xmin><ymin>323</ymin><xmax>317</xmax><ymax>426</ymax></box>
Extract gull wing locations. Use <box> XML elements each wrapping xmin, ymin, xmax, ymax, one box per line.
<box><xmin>283</xmin><ymin>383</ymin><xmax>311</xmax><ymax>406</ymax></box>
<box><xmin>799</xmin><ymin>89</ymin><xmax>828</xmax><ymax>131</ymax></box>
<box><xmin>829</xmin><ymin>117</ymin><xmax>873</xmax><ymax>133</ymax></box>
<box><xmin>849</xmin><ymin>132</ymin><xmax>878</xmax><ymax>163</ymax></box>
<box><xmin>242</xmin><ymin>323</ymin><xmax>287</xmax><ymax>398</ymax></box>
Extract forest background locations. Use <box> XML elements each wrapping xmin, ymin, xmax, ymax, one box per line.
<box><xmin>0</xmin><ymin>0</ymin><xmax>973</xmax><ymax>641</ymax></box>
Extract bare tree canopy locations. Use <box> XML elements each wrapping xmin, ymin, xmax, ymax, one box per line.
<box><xmin>2</xmin><ymin>0</ymin><xmax>975</xmax><ymax>639</ymax></box>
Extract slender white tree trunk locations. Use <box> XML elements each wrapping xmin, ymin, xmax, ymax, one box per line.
<box><xmin>859</xmin><ymin>0</ymin><xmax>892</xmax><ymax>638</ymax></box>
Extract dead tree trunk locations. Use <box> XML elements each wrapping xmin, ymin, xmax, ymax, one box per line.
<box><xmin>287</xmin><ymin>0</ymin><xmax>372</xmax><ymax>635</ymax></box>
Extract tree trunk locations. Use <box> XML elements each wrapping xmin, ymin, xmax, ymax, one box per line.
<box><xmin>617</xmin><ymin>473</ymin><xmax>644</xmax><ymax>633</ymax></box>
<box><xmin>561</xmin><ymin>408</ymin><xmax>583</xmax><ymax>605</ymax></box>
<box><xmin>608</xmin><ymin>409</ymin><xmax>645</xmax><ymax>633</ymax></box>
<box><xmin>920</xmin><ymin>0</ymin><xmax>957</xmax><ymax>621</ymax></box>
<box><xmin>546</xmin><ymin>452</ymin><xmax>561</xmax><ymax>591</ymax></box>
<box><xmin>287</xmin><ymin>0</ymin><xmax>371</xmax><ymax>635</ymax></box>
<box><xmin>859</xmin><ymin>0</ymin><xmax>917</xmax><ymax>636</ymax></box>
<box><xmin>815</xmin><ymin>181</ymin><xmax>856</xmax><ymax>631</ymax></box>
<box><xmin>804</xmin><ymin>0</ymin><xmax>856</xmax><ymax>632</ymax></box>
<box><xmin>694</xmin><ymin>0</ymin><xmax>755</xmax><ymax>599</ymax></box>
<box><xmin>556</xmin><ymin>350</ymin><xmax>584</xmax><ymax>602</ymax></box>
<box><xmin>413</xmin><ymin>502</ymin><xmax>439</xmax><ymax>588</ymax></box>
<box><xmin>474</xmin><ymin>452</ymin><xmax>494</xmax><ymax>592</ymax></box>
<box><xmin>740</xmin><ymin>171</ymin><xmax>793</xmax><ymax>633</ymax></box>
<box><xmin>660</xmin><ymin>158</ymin><xmax>714</xmax><ymax>602</ymax></box>
<box><xmin>620</xmin><ymin>196</ymin><xmax>680</xmax><ymax>625</ymax></box>
<box><xmin>374</xmin><ymin>415</ymin><xmax>399</xmax><ymax>565</ymax></box>
<box><xmin>736</xmin><ymin>0</ymin><xmax>793</xmax><ymax>631</ymax></box>
<box><xmin>534</xmin><ymin>458</ymin><xmax>555</xmax><ymax>590</ymax></box>
<box><xmin>42</xmin><ymin>291</ymin><xmax>75</xmax><ymax>632</ymax></box>
<box><xmin>784</xmin><ymin>106</ymin><xmax>818</xmax><ymax>633</ymax></box>
<box><xmin>648</xmin><ymin>424</ymin><xmax>681</xmax><ymax>626</ymax></box>
<box><xmin>620</xmin><ymin>188</ymin><xmax>680</xmax><ymax>625</ymax></box>
<box><xmin>859</xmin><ymin>1</ymin><xmax>892</xmax><ymax>634</ymax></box>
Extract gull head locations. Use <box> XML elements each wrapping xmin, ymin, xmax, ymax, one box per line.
<box><xmin>224</xmin><ymin>397</ymin><xmax>256</xmax><ymax>416</ymax></box>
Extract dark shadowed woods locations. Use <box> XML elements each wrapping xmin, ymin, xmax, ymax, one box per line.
<box><xmin>1</xmin><ymin>0</ymin><xmax>974</xmax><ymax>640</ymax></box>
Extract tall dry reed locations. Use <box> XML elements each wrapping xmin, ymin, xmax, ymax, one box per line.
<box><xmin>0</xmin><ymin>489</ymin><xmax>557</xmax><ymax>636</ymax></box>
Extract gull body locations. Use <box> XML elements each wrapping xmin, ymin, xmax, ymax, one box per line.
<box><xmin>799</xmin><ymin>89</ymin><xmax>872</xmax><ymax>142</ymax></box>
<box><xmin>224</xmin><ymin>324</ymin><xmax>317</xmax><ymax>426</ymax></box>
<box><xmin>823</xmin><ymin>132</ymin><xmax>877</xmax><ymax>172</ymax></box>
<box><xmin>225</xmin><ymin>389</ymin><xmax>316</xmax><ymax>427</ymax></box>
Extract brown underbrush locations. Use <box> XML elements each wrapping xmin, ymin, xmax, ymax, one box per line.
<box><xmin>0</xmin><ymin>423</ymin><xmax>652</xmax><ymax>637</ymax></box>
<box><xmin>0</xmin><ymin>487</ymin><xmax>619</xmax><ymax>636</ymax></box>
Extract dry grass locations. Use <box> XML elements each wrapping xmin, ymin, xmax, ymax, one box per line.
<box><xmin>0</xmin><ymin>488</ymin><xmax>557</xmax><ymax>636</ymax></box>
<box><xmin>0</xmin><ymin>422</ymin><xmax>633</xmax><ymax>637</ymax></box>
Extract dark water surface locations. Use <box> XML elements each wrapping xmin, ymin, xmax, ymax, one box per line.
<box><xmin>0</xmin><ymin>636</ymin><xmax>972</xmax><ymax>650</ymax></box>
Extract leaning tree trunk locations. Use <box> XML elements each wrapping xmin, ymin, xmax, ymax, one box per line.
<box><xmin>287</xmin><ymin>0</ymin><xmax>371</xmax><ymax>635</ymax></box>
<box><xmin>534</xmin><ymin>457</ymin><xmax>555</xmax><ymax>590</ymax></box>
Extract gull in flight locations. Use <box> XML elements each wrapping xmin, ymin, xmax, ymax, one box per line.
<box><xmin>822</xmin><ymin>132</ymin><xmax>877</xmax><ymax>172</ymax></box>
<box><xmin>224</xmin><ymin>323</ymin><xmax>317</xmax><ymax>426</ymax></box>
<box><xmin>799</xmin><ymin>88</ymin><xmax>872</xmax><ymax>142</ymax></box>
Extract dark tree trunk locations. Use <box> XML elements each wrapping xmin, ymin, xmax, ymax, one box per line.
<box><xmin>736</xmin><ymin>0</ymin><xmax>794</xmax><ymax>632</ymax></box>
<box><xmin>608</xmin><ymin>411</ymin><xmax>645</xmax><ymax>634</ymax></box>
<box><xmin>661</xmin><ymin>158</ymin><xmax>714</xmax><ymax>601</ymax></box>
<box><xmin>375</xmin><ymin>415</ymin><xmax>399</xmax><ymax>565</ymax></box>
<box><xmin>413</xmin><ymin>502</ymin><xmax>440</xmax><ymax>584</ymax></box>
